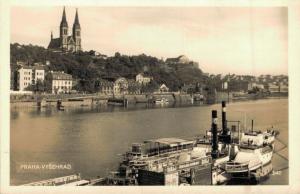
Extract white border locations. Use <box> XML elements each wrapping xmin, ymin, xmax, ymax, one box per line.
<box><xmin>1</xmin><ymin>0</ymin><xmax>300</xmax><ymax>194</ymax></box>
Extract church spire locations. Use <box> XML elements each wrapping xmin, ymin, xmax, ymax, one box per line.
<box><xmin>73</xmin><ymin>8</ymin><xmax>80</xmax><ymax>28</ymax></box>
<box><xmin>60</xmin><ymin>6</ymin><xmax>68</xmax><ymax>27</ymax></box>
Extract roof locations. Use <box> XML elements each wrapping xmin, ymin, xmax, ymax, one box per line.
<box><xmin>166</xmin><ymin>55</ymin><xmax>189</xmax><ymax>63</ymax></box>
<box><xmin>67</xmin><ymin>36</ymin><xmax>75</xmax><ymax>44</ymax></box>
<box><xmin>49</xmin><ymin>71</ymin><xmax>72</xmax><ymax>80</ymax></box>
<box><xmin>60</xmin><ymin>7</ymin><xmax>68</xmax><ymax>27</ymax></box>
<box><xmin>20</xmin><ymin>66</ymin><xmax>33</xmax><ymax>70</ymax></box>
<box><xmin>144</xmin><ymin>137</ymin><xmax>194</xmax><ymax>147</ymax></box>
<box><xmin>137</xmin><ymin>72</ymin><xmax>153</xmax><ymax>78</ymax></box>
<box><xmin>73</xmin><ymin>8</ymin><xmax>81</xmax><ymax>28</ymax></box>
<box><xmin>33</xmin><ymin>66</ymin><xmax>45</xmax><ymax>70</ymax></box>
<box><xmin>48</xmin><ymin>38</ymin><xmax>61</xmax><ymax>49</ymax></box>
<box><xmin>99</xmin><ymin>80</ymin><xmax>114</xmax><ymax>87</ymax></box>
<box><xmin>160</xmin><ymin>84</ymin><xmax>169</xmax><ymax>89</ymax></box>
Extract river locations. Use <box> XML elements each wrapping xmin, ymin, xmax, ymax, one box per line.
<box><xmin>10</xmin><ymin>98</ymin><xmax>288</xmax><ymax>185</ymax></box>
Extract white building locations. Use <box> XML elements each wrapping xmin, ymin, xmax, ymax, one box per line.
<box><xmin>17</xmin><ymin>66</ymin><xmax>33</xmax><ymax>91</ymax></box>
<box><xmin>17</xmin><ymin>66</ymin><xmax>46</xmax><ymax>91</ymax></box>
<box><xmin>113</xmin><ymin>77</ymin><xmax>128</xmax><ymax>95</ymax></box>
<box><xmin>268</xmin><ymin>83</ymin><xmax>280</xmax><ymax>93</ymax></box>
<box><xmin>46</xmin><ymin>71</ymin><xmax>73</xmax><ymax>94</ymax></box>
<box><xmin>136</xmin><ymin>73</ymin><xmax>152</xmax><ymax>85</ymax></box>
<box><xmin>248</xmin><ymin>82</ymin><xmax>264</xmax><ymax>91</ymax></box>
<box><xmin>222</xmin><ymin>81</ymin><xmax>228</xmax><ymax>90</ymax></box>
<box><xmin>33</xmin><ymin>66</ymin><xmax>45</xmax><ymax>84</ymax></box>
<box><xmin>159</xmin><ymin>84</ymin><xmax>169</xmax><ymax>93</ymax></box>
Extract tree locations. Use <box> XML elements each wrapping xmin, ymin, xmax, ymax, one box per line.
<box><xmin>34</xmin><ymin>79</ymin><xmax>45</xmax><ymax>92</ymax></box>
<box><xmin>11</xmin><ymin>43</ymin><xmax>207</xmax><ymax>94</ymax></box>
<box><xmin>44</xmin><ymin>79</ymin><xmax>52</xmax><ymax>93</ymax></box>
<box><xmin>141</xmin><ymin>80</ymin><xmax>159</xmax><ymax>93</ymax></box>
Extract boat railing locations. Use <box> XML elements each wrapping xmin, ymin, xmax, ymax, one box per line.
<box><xmin>163</xmin><ymin>156</ymin><xmax>211</xmax><ymax>173</ymax></box>
<box><xmin>21</xmin><ymin>174</ymin><xmax>82</xmax><ymax>186</ymax></box>
<box><xmin>225</xmin><ymin>162</ymin><xmax>249</xmax><ymax>172</ymax></box>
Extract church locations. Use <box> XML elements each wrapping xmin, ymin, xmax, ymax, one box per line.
<box><xmin>48</xmin><ymin>7</ymin><xmax>82</xmax><ymax>52</ymax></box>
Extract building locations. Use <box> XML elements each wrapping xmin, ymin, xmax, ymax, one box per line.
<box><xmin>17</xmin><ymin>66</ymin><xmax>33</xmax><ymax>91</ymax></box>
<box><xmin>46</xmin><ymin>71</ymin><xmax>73</xmax><ymax>94</ymax></box>
<box><xmin>159</xmin><ymin>84</ymin><xmax>169</xmax><ymax>93</ymax></box>
<box><xmin>48</xmin><ymin>7</ymin><xmax>81</xmax><ymax>52</ymax></box>
<box><xmin>128</xmin><ymin>79</ymin><xmax>141</xmax><ymax>94</ymax></box>
<box><xmin>16</xmin><ymin>66</ymin><xmax>45</xmax><ymax>91</ymax></box>
<box><xmin>222</xmin><ymin>81</ymin><xmax>228</xmax><ymax>90</ymax></box>
<box><xmin>113</xmin><ymin>77</ymin><xmax>129</xmax><ymax>95</ymax></box>
<box><xmin>98</xmin><ymin>80</ymin><xmax>114</xmax><ymax>94</ymax></box>
<box><xmin>267</xmin><ymin>83</ymin><xmax>280</xmax><ymax>93</ymax></box>
<box><xmin>33</xmin><ymin>66</ymin><xmax>45</xmax><ymax>85</ymax></box>
<box><xmin>136</xmin><ymin>73</ymin><xmax>153</xmax><ymax>85</ymax></box>
<box><xmin>166</xmin><ymin>55</ymin><xmax>199</xmax><ymax>68</ymax></box>
<box><xmin>99</xmin><ymin>77</ymin><xmax>141</xmax><ymax>95</ymax></box>
<box><xmin>279</xmin><ymin>83</ymin><xmax>288</xmax><ymax>93</ymax></box>
<box><xmin>268</xmin><ymin>82</ymin><xmax>289</xmax><ymax>94</ymax></box>
<box><xmin>166</xmin><ymin>55</ymin><xmax>190</xmax><ymax>64</ymax></box>
<box><xmin>248</xmin><ymin>82</ymin><xmax>264</xmax><ymax>91</ymax></box>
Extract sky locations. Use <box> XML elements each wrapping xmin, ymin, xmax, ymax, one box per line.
<box><xmin>11</xmin><ymin>6</ymin><xmax>288</xmax><ymax>75</ymax></box>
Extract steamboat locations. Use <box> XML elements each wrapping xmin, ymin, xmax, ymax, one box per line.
<box><xmin>225</xmin><ymin>122</ymin><xmax>278</xmax><ymax>182</ymax></box>
<box><xmin>92</xmin><ymin>101</ymin><xmax>279</xmax><ymax>185</ymax></box>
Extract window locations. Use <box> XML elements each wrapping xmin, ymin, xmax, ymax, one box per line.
<box><xmin>76</xmin><ymin>31</ymin><xmax>80</xmax><ymax>36</ymax></box>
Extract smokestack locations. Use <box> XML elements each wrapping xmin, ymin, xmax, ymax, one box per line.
<box><xmin>218</xmin><ymin>101</ymin><xmax>231</xmax><ymax>144</ymax></box>
<box><xmin>211</xmin><ymin>110</ymin><xmax>219</xmax><ymax>159</ymax></box>
<box><xmin>222</xmin><ymin>101</ymin><xmax>227</xmax><ymax>135</ymax></box>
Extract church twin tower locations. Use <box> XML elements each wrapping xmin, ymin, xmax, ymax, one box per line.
<box><xmin>48</xmin><ymin>7</ymin><xmax>81</xmax><ymax>52</ymax></box>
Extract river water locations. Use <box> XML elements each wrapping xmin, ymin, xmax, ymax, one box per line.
<box><xmin>10</xmin><ymin>98</ymin><xmax>288</xmax><ymax>185</ymax></box>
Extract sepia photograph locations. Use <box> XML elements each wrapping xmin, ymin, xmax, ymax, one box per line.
<box><xmin>8</xmin><ymin>6</ymin><xmax>289</xmax><ymax>186</ymax></box>
<box><xmin>1</xmin><ymin>1</ymin><xmax>300</xmax><ymax>193</ymax></box>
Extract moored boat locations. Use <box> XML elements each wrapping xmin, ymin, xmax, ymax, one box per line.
<box><xmin>154</xmin><ymin>98</ymin><xmax>169</xmax><ymax>104</ymax></box>
<box><xmin>225</xmin><ymin>128</ymin><xmax>278</xmax><ymax>181</ymax></box>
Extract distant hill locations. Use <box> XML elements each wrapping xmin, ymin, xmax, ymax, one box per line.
<box><xmin>10</xmin><ymin>43</ymin><xmax>207</xmax><ymax>92</ymax></box>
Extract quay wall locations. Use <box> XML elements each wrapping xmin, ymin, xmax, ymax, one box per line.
<box><xmin>10</xmin><ymin>101</ymin><xmax>37</xmax><ymax>108</ymax></box>
<box><xmin>10</xmin><ymin>92</ymin><xmax>288</xmax><ymax>108</ymax></box>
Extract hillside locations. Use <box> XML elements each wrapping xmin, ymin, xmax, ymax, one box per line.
<box><xmin>10</xmin><ymin>43</ymin><xmax>207</xmax><ymax>92</ymax></box>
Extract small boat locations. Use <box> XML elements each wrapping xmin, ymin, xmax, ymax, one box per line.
<box><xmin>154</xmin><ymin>98</ymin><xmax>169</xmax><ymax>104</ymax></box>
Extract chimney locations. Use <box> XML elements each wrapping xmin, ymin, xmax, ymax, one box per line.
<box><xmin>219</xmin><ymin>101</ymin><xmax>231</xmax><ymax>144</ymax></box>
<box><xmin>211</xmin><ymin>110</ymin><xmax>219</xmax><ymax>159</ymax></box>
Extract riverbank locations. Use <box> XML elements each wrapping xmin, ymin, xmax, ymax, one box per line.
<box><xmin>10</xmin><ymin>91</ymin><xmax>288</xmax><ymax>109</ymax></box>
